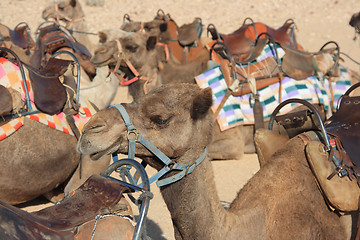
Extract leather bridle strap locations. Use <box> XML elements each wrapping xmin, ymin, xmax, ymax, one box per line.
<box><xmin>111</xmin><ymin>40</ymin><xmax>154</xmax><ymax>94</ymax></box>
<box><xmin>112</xmin><ymin>104</ymin><xmax>207</xmax><ymax>187</ymax></box>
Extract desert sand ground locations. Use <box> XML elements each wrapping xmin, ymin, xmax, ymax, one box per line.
<box><xmin>1</xmin><ymin>0</ymin><xmax>360</xmax><ymax>239</ymax></box>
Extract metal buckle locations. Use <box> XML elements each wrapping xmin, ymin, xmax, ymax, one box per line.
<box><xmin>127</xmin><ymin>129</ymin><xmax>139</xmax><ymax>141</ymax></box>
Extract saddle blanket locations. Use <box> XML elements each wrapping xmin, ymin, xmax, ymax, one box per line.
<box><xmin>195</xmin><ymin>44</ymin><xmax>351</xmax><ymax>131</ymax></box>
<box><xmin>0</xmin><ymin>57</ymin><xmax>96</xmax><ymax>141</ymax></box>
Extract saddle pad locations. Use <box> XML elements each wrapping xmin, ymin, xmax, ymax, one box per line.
<box><xmin>195</xmin><ymin>57</ymin><xmax>351</xmax><ymax>131</ymax></box>
<box><xmin>0</xmin><ymin>57</ymin><xmax>96</xmax><ymax>141</ymax></box>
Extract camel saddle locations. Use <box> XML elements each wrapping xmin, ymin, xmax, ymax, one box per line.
<box><xmin>177</xmin><ymin>18</ymin><xmax>203</xmax><ymax>47</ymax></box>
<box><xmin>208</xmin><ymin>20</ymin><xmax>302</xmax><ymax>63</ymax></box>
<box><xmin>162</xmin><ymin>16</ymin><xmax>205</xmax><ymax>64</ymax></box>
<box><xmin>0</xmin><ymin>23</ymin><xmax>35</xmax><ymax>50</ymax></box>
<box><xmin>22</xmin><ymin>50</ymin><xmax>71</xmax><ymax>115</ymax></box>
<box><xmin>276</xmin><ymin>92</ymin><xmax>360</xmax><ymax>212</ymax></box>
<box><xmin>220</xmin><ymin>57</ymin><xmax>282</xmax><ymax>97</ymax></box>
<box><xmin>36</xmin><ymin>24</ymin><xmax>95</xmax><ymax>77</ymax></box>
<box><xmin>0</xmin><ymin>174</ymin><xmax>131</xmax><ymax>240</ymax></box>
<box><xmin>325</xmin><ymin>94</ymin><xmax>360</xmax><ymax>173</ymax></box>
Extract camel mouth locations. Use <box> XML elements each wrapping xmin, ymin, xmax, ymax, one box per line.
<box><xmin>92</xmin><ymin>57</ymin><xmax>114</xmax><ymax>68</ymax></box>
<box><xmin>89</xmin><ymin>140</ymin><xmax>122</xmax><ymax>161</ymax></box>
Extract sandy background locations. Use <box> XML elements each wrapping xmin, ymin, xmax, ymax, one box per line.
<box><xmin>1</xmin><ymin>0</ymin><xmax>360</xmax><ymax>239</ymax></box>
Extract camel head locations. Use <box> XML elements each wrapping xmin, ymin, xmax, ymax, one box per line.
<box><xmin>77</xmin><ymin>83</ymin><xmax>214</xmax><ymax>169</ymax></box>
<box><xmin>42</xmin><ymin>0</ymin><xmax>84</xmax><ymax>24</ymax></box>
<box><xmin>91</xmin><ymin>31</ymin><xmax>164</xmax><ymax>97</ymax></box>
<box><xmin>350</xmin><ymin>11</ymin><xmax>360</xmax><ymax>33</ymax></box>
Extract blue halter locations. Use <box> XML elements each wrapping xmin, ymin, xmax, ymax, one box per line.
<box><xmin>111</xmin><ymin>104</ymin><xmax>207</xmax><ymax>187</ymax></box>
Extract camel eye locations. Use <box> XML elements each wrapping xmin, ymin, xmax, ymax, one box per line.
<box><xmin>150</xmin><ymin>115</ymin><xmax>171</xmax><ymax>127</ymax></box>
<box><xmin>125</xmin><ymin>44</ymin><xmax>139</xmax><ymax>53</ymax></box>
<box><xmin>57</xmin><ymin>4</ymin><xmax>65</xmax><ymax>10</ymax></box>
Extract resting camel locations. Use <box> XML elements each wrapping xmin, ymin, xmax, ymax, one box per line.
<box><xmin>77</xmin><ymin>83</ymin><xmax>350</xmax><ymax>239</ymax></box>
<box><xmin>0</xmin><ymin>55</ymin><xmax>111</xmax><ymax>205</ymax></box>
<box><xmin>92</xmin><ymin>30</ymin><xmax>357</xmax><ymax>161</ymax></box>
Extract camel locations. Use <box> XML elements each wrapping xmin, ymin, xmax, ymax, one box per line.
<box><xmin>91</xmin><ymin>31</ymin><xmax>244</xmax><ymax>161</ymax></box>
<box><xmin>77</xmin><ymin>83</ymin><xmax>351</xmax><ymax>239</ymax></box>
<box><xmin>0</xmin><ymin>55</ymin><xmax>111</xmax><ymax>205</ymax></box>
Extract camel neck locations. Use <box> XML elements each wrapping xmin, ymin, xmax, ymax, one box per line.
<box><xmin>159</xmin><ymin>155</ymin><xmax>228</xmax><ymax>239</ymax></box>
<box><xmin>69</xmin><ymin>20</ymin><xmax>93</xmax><ymax>53</ymax></box>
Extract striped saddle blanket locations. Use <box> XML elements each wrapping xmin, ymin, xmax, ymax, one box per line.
<box><xmin>195</xmin><ymin>44</ymin><xmax>352</xmax><ymax>131</ymax></box>
<box><xmin>0</xmin><ymin>57</ymin><xmax>96</xmax><ymax>141</ymax></box>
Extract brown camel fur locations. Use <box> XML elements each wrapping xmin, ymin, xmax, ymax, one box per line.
<box><xmin>77</xmin><ymin>83</ymin><xmax>349</xmax><ymax>239</ymax></box>
<box><xmin>0</xmin><ymin>118</ymin><xmax>110</xmax><ymax>205</ymax></box>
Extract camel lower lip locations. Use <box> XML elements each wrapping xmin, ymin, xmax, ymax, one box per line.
<box><xmin>90</xmin><ymin>151</ymin><xmax>106</xmax><ymax>160</ymax></box>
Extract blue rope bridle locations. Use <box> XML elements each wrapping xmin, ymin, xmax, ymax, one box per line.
<box><xmin>111</xmin><ymin>104</ymin><xmax>207</xmax><ymax>187</ymax></box>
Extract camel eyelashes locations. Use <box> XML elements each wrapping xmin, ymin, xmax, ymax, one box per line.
<box><xmin>150</xmin><ymin>115</ymin><xmax>171</xmax><ymax>127</ymax></box>
<box><xmin>125</xmin><ymin>44</ymin><xmax>139</xmax><ymax>53</ymax></box>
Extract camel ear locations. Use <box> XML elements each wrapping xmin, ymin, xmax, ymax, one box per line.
<box><xmin>160</xmin><ymin>23</ymin><xmax>168</xmax><ymax>32</ymax></box>
<box><xmin>146</xmin><ymin>36</ymin><xmax>157</xmax><ymax>50</ymax></box>
<box><xmin>98</xmin><ymin>32</ymin><xmax>107</xmax><ymax>43</ymax></box>
<box><xmin>191</xmin><ymin>87</ymin><xmax>213</xmax><ymax>120</ymax></box>
<box><xmin>70</xmin><ymin>0</ymin><xmax>77</xmax><ymax>7</ymax></box>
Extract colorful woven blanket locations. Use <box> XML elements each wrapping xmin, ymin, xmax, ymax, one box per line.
<box><xmin>195</xmin><ymin>44</ymin><xmax>352</xmax><ymax>131</ymax></box>
<box><xmin>0</xmin><ymin>57</ymin><xmax>96</xmax><ymax>140</ymax></box>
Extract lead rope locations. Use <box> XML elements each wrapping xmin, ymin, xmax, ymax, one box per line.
<box><xmin>111</xmin><ymin>40</ymin><xmax>155</xmax><ymax>94</ymax></box>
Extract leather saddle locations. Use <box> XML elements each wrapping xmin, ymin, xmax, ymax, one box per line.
<box><xmin>268</xmin><ymin>88</ymin><xmax>360</xmax><ymax>211</ymax></box>
<box><xmin>0</xmin><ymin>23</ymin><xmax>35</xmax><ymax>50</ymax></box>
<box><xmin>220</xmin><ymin>57</ymin><xmax>282</xmax><ymax>97</ymax></box>
<box><xmin>0</xmin><ymin>174</ymin><xmax>131</xmax><ymax>240</ymax></box>
<box><xmin>177</xmin><ymin>17</ymin><xmax>203</xmax><ymax>47</ymax></box>
<box><xmin>36</xmin><ymin>23</ymin><xmax>95</xmax><ymax>78</ymax></box>
<box><xmin>0</xmin><ymin>45</ymin><xmax>71</xmax><ymax>116</ymax></box>
<box><xmin>26</xmin><ymin>50</ymin><xmax>72</xmax><ymax>115</ymax></box>
<box><xmin>208</xmin><ymin>19</ymin><xmax>303</xmax><ymax>63</ymax></box>
<box><xmin>281</xmin><ymin>41</ymin><xmax>339</xmax><ymax>80</ymax></box>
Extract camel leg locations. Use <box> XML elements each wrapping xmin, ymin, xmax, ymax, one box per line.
<box><xmin>64</xmin><ymin>154</ymin><xmax>111</xmax><ymax>195</ymax></box>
